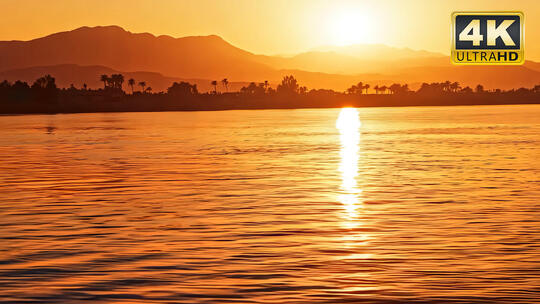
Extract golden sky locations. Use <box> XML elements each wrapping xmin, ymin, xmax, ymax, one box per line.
<box><xmin>1</xmin><ymin>0</ymin><xmax>539</xmax><ymax>60</ymax></box>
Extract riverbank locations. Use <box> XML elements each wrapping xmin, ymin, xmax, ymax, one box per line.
<box><xmin>1</xmin><ymin>91</ymin><xmax>539</xmax><ymax>115</ymax></box>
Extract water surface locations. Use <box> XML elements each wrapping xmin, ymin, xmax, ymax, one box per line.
<box><xmin>0</xmin><ymin>105</ymin><xmax>539</xmax><ymax>303</ymax></box>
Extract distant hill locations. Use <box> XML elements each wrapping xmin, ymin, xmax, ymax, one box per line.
<box><xmin>0</xmin><ymin>26</ymin><xmax>274</xmax><ymax>81</ymax></box>
<box><xmin>312</xmin><ymin>44</ymin><xmax>445</xmax><ymax>59</ymax></box>
<box><xmin>259</xmin><ymin>51</ymin><xmax>449</xmax><ymax>74</ymax></box>
<box><xmin>258</xmin><ymin>44</ymin><xmax>448</xmax><ymax>74</ymax></box>
<box><xmin>0</xmin><ymin>64</ymin><xmax>253</xmax><ymax>93</ymax></box>
<box><xmin>0</xmin><ymin>25</ymin><xmax>539</xmax><ymax>91</ymax></box>
<box><xmin>524</xmin><ymin>60</ymin><xmax>540</xmax><ymax>73</ymax></box>
<box><xmin>394</xmin><ymin>65</ymin><xmax>540</xmax><ymax>90</ymax></box>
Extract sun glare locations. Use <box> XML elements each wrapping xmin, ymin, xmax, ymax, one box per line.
<box><xmin>336</xmin><ymin>108</ymin><xmax>362</xmax><ymax>224</ymax></box>
<box><xmin>329</xmin><ymin>10</ymin><xmax>376</xmax><ymax>46</ymax></box>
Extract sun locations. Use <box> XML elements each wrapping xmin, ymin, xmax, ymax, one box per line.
<box><xmin>328</xmin><ymin>10</ymin><xmax>376</xmax><ymax>46</ymax></box>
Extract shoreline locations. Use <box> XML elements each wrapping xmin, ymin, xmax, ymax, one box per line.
<box><xmin>1</xmin><ymin>100</ymin><xmax>539</xmax><ymax>116</ymax></box>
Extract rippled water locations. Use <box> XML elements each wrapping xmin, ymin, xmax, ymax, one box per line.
<box><xmin>0</xmin><ymin>105</ymin><xmax>539</xmax><ymax>303</ymax></box>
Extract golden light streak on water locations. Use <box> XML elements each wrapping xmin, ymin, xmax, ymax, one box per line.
<box><xmin>336</xmin><ymin>108</ymin><xmax>362</xmax><ymax>226</ymax></box>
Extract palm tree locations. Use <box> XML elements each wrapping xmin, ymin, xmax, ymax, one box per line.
<box><xmin>128</xmin><ymin>78</ymin><xmax>135</xmax><ymax>94</ymax></box>
<box><xmin>380</xmin><ymin>85</ymin><xmax>387</xmax><ymax>94</ymax></box>
<box><xmin>450</xmin><ymin>82</ymin><xmax>460</xmax><ymax>92</ymax></box>
<box><xmin>356</xmin><ymin>82</ymin><xmax>364</xmax><ymax>94</ymax></box>
<box><xmin>115</xmin><ymin>74</ymin><xmax>124</xmax><ymax>90</ymax></box>
<box><xmin>106</xmin><ymin>74</ymin><xmax>124</xmax><ymax>90</ymax></box>
<box><xmin>443</xmin><ymin>80</ymin><xmax>452</xmax><ymax>92</ymax></box>
<box><xmin>374</xmin><ymin>85</ymin><xmax>380</xmax><ymax>94</ymax></box>
<box><xmin>364</xmin><ymin>84</ymin><xmax>370</xmax><ymax>94</ymax></box>
<box><xmin>221</xmin><ymin>78</ymin><xmax>229</xmax><ymax>92</ymax></box>
<box><xmin>138</xmin><ymin>81</ymin><xmax>146</xmax><ymax>92</ymax></box>
<box><xmin>264</xmin><ymin>80</ymin><xmax>269</xmax><ymax>92</ymax></box>
<box><xmin>347</xmin><ymin>85</ymin><xmax>357</xmax><ymax>95</ymax></box>
<box><xmin>211</xmin><ymin>80</ymin><xmax>218</xmax><ymax>94</ymax></box>
<box><xmin>32</xmin><ymin>74</ymin><xmax>56</xmax><ymax>89</ymax></box>
<box><xmin>145</xmin><ymin>87</ymin><xmax>152</xmax><ymax>94</ymax></box>
<box><xmin>100</xmin><ymin>74</ymin><xmax>109</xmax><ymax>89</ymax></box>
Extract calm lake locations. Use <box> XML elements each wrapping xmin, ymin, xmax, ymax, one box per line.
<box><xmin>0</xmin><ymin>105</ymin><xmax>539</xmax><ymax>303</ymax></box>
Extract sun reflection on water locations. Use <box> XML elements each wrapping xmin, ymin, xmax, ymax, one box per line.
<box><xmin>336</xmin><ymin>108</ymin><xmax>362</xmax><ymax>225</ymax></box>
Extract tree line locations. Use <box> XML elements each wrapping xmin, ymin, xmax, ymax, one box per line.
<box><xmin>0</xmin><ymin>73</ymin><xmax>539</xmax><ymax>113</ymax></box>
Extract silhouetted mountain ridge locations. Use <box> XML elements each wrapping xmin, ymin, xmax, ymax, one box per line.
<box><xmin>0</xmin><ymin>25</ymin><xmax>271</xmax><ymax>81</ymax></box>
<box><xmin>0</xmin><ymin>25</ymin><xmax>539</xmax><ymax>90</ymax></box>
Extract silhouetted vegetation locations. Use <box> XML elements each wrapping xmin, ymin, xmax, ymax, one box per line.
<box><xmin>167</xmin><ymin>81</ymin><xmax>199</xmax><ymax>97</ymax></box>
<box><xmin>221</xmin><ymin>78</ymin><xmax>229</xmax><ymax>92</ymax></box>
<box><xmin>100</xmin><ymin>74</ymin><xmax>124</xmax><ymax>90</ymax></box>
<box><xmin>138</xmin><ymin>81</ymin><xmax>146</xmax><ymax>92</ymax></box>
<box><xmin>0</xmin><ymin>74</ymin><xmax>539</xmax><ymax>114</ymax></box>
<box><xmin>211</xmin><ymin>80</ymin><xmax>218</xmax><ymax>94</ymax></box>
<box><xmin>128</xmin><ymin>78</ymin><xmax>135</xmax><ymax>94</ymax></box>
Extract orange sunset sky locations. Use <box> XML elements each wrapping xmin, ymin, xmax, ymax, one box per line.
<box><xmin>1</xmin><ymin>0</ymin><xmax>539</xmax><ymax>60</ymax></box>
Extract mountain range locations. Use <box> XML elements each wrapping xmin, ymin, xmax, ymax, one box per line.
<box><xmin>0</xmin><ymin>25</ymin><xmax>539</xmax><ymax>92</ymax></box>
